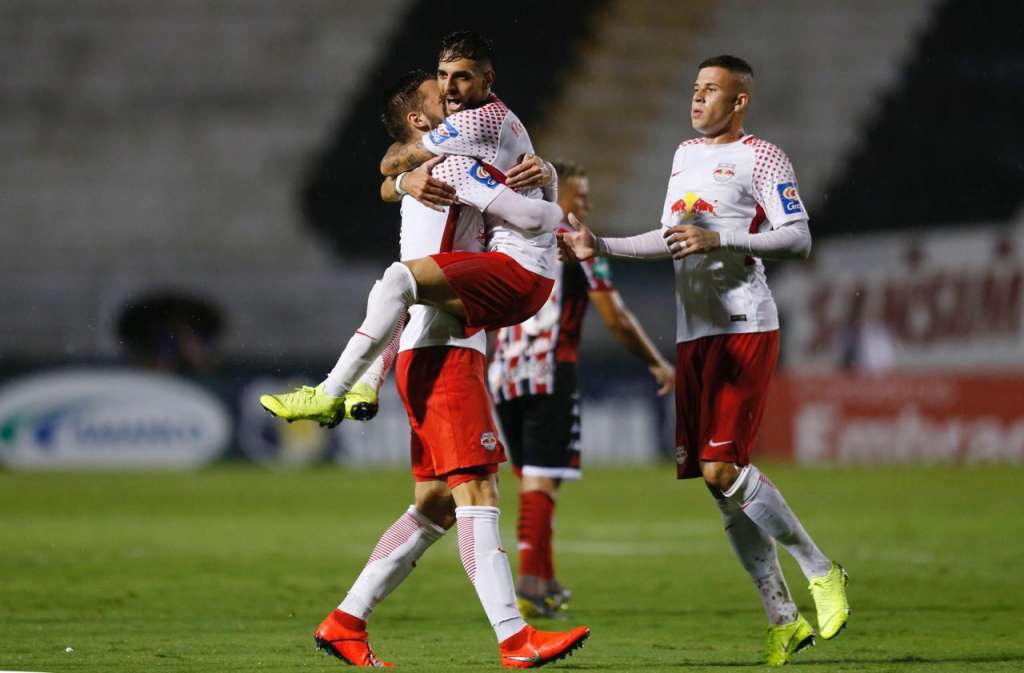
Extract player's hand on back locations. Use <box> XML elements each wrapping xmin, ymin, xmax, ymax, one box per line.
<box><xmin>404</xmin><ymin>156</ymin><xmax>457</xmax><ymax>211</ymax></box>
<box><xmin>556</xmin><ymin>213</ymin><xmax>597</xmax><ymax>262</ymax></box>
<box><xmin>663</xmin><ymin>224</ymin><xmax>721</xmax><ymax>260</ymax></box>
<box><xmin>506</xmin><ymin>153</ymin><xmax>553</xmax><ymax>190</ymax></box>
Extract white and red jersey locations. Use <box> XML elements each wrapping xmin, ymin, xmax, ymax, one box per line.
<box><xmin>398</xmin><ymin>158</ymin><xmax>490</xmax><ymax>355</ymax></box>
<box><xmin>661</xmin><ymin>134</ymin><xmax>809</xmax><ymax>343</ymax></box>
<box><xmin>489</xmin><ymin>223</ymin><xmax>614</xmax><ymax>401</ymax></box>
<box><xmin>422</xmin><ymin>94</ymin><xmax>555</xmax><ymax>279</ymax></box>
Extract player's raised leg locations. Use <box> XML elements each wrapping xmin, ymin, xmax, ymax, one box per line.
<box><xmin>260</xmin><ymin>259</ymin><xmax>461</xmax><ymax>425</ymax></box>
<box><xmin>451</xmin><ymin>474</ymin><xmax>589</xmax><ymax>668</ymax></box>
<box><xmin>315</xmin><ymin>481</ymin><xmax>454</xmax><ymax>667</ymax></box>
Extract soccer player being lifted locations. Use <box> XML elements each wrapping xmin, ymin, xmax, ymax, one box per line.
<box><xmin>262</xmin><ymin>31</ymin><xmax>564</xmax><ymax>428</ymax></box>
<box><xmin>489</xmin><ymin>160</ymin><xmax>675</xmax><ymax>618</ymax></box>
<box><xmin>558</xmin><ymin>55</ymin><xmax>850</xmax><ymax>666</ymax></box>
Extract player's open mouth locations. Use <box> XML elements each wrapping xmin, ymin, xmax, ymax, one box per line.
<box><xmin>447</xmin><ymin>98</ymin><xmax>464</xmax><ymax>112</ymax></box>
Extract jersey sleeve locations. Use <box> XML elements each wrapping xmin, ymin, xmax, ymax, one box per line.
<box><xmin>429</xmin><ymin>154</ymin><xmax>506</xmax><ymax>212</ymax></box>
<box><xmin>421</xmin><ymin>105</ymin><xmax>502</xmax><ymax>162</ymax></box>
<box><xmin>751</xmin><ymin>142</ymin><xmax>809</xmax><ymax>228</ymax></box>
<box><xmin>581</xmin><ymin>257</ymin><xmax>614</xmax><ymax>292</ymax></box>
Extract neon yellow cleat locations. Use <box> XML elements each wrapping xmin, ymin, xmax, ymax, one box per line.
<box><xmin>808</xmin><ymin>562</ymin><xmax>850</xmax><ymax>639</ymax></box>
<box><xmin>259</xmin><ymin>384</ymin><xmax>345</xmax><ymax>428</ymax></box>
<box><xmin>764</xmin><ymin>614</ymin><xmax>815</xmax><ymax>667</ymax></box>
<box><xmin>344</xmin><ymin>382</ymin><xmax>379</xmax><ymax>421</ymax></box>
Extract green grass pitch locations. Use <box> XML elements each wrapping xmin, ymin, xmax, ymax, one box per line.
<box><xmin>2</xmin><ymin>464</ymin><xmax>1023</xmax><ymax>672</ymax></box>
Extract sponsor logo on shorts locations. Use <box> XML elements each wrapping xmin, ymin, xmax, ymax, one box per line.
<box><xmin>428</xmin><ymin>119</ymin><xmax>459</xmax><ymax>145</ymax></box>
<box><xmin>730</xmin><ymin>314</ymin><xmax>748</xmax><ymax>322</ymax></box>
<box><xmin>776</xmin><ymin>181</ymin><xmax>803</xmax><ymax>214</ymax></box>
<box><xmin>675</xmin><ymin>445</ymin><xmax>688</xmax><ymax>465</ymax></box>
<box><xmin>480</xmin><ymin>431</ymin><xmax>498</xmax><ymax>451</ymax></box>
<box><xmin>708</xmin><ymin>439</ymin><xmax>734</xmax><ymax>448</ymax></box>
<box><xmin>468</xmin><ymin>160</ymin><xmax>499</xmax><ymax>189</ymax></box>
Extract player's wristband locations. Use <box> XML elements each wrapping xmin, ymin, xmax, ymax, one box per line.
<box><xmin>394</xmin><ymin>172</ymin><xmax>409</xmax><ymax>196</ymax></box>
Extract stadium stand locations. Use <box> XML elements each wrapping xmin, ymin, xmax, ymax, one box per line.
<box><xmin>816</xmin><ymin>0</ymin><xmax>1024</xmax><ymax>237</ymax></box>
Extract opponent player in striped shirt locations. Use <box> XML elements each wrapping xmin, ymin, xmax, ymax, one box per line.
<box><xmin>489</xmin><ymin>161</ymin><xmax>674</xmax><ymax>618</ymax></box>
<box><xmin>557</xmin><ymin>55</ymin><xmax>850</xmax><ymax>666</ymax></box>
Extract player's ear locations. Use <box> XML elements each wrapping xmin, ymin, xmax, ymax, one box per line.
<box><xmin>483</xmin><ymin>68</ymin><xmax>495</xmax><ymax>89</ymax></box>
<box><xmin>734</xmin><ymin>92</ymin><xmax>750</xmax><ymax>113</ymax></box>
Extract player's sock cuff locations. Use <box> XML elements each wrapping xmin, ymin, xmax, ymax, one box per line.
<box><xmin>723</xmin><ymin>464</ymin><xmax>762</xmax><ymax>503</ymax></box>
<box><xmin>455</xmin><ymin>505</ymin><xmax>499</xmax><ymax>521</ymax></box>
<box><xmin>407</xmin><ymin>505</ymin><xmax>447</xmax><ymax>538</ymax></box>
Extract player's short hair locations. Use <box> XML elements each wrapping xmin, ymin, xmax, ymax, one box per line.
<box><xmin>381</xmin><ymin>69</ymin><xmax>434</xmax><ymax>142</ymax></box>
<box><xmin>439</xmin><ymin>30</ymin><xmax>495</xmax><ymax>69</ymax></box>
<box><xmin>551</xmin><ymin>161</ymin><xmax>586</xmax><ymax>182</ymax></box>
<box><xmin>699</xmin><ymin>54</ymin><xmax>754</xmax><ymax>78</ymax></box>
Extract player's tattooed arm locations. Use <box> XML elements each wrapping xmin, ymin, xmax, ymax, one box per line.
<box><xmin>380</xmin><ymin>140</ymin><xmax>434</xmax><ymax>176</ymax></box>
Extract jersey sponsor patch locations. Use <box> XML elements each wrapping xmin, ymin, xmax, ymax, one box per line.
<box><xmin>468</xmin><ymin>160</ymin><xmax>499</xmax><ymax>189</ymax></box>
<box><xmin>776</xmin><ymin>182</ymin><xmax>803</xmax><ymax>214</ymax></box>
<box><xmin>428</xmin><ymin>119</ymin><xmax>460</xmax><ymax>145</ymax></box>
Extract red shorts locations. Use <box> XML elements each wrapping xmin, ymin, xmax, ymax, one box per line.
<box><xmin>431</xmin><ymin>252</ymin><xmax>554</xmax><ymax>332</ymax></box>
<box><xmin>395</xmin><ymin>346</ymin><xmax>506</xmax><ymax>484</ymax></box>
<box><xmin>674</xmin><ymin>331</ymin><xmax>780</xmax><ymax>479</ymax></box>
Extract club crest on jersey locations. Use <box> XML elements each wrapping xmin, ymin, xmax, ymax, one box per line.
<box><xmin>712</xmin><ymin>163</ymin><xmax>735</xmax><ymax>182</ymax></box>
<box><xmin>428</xmin><ymin>119</ymin><xmax>460</xmax><ymax>145</ymax></box>
<box><xmin>776</xmin><ymin>182</ymin><xmax>803</xmax><ymax>214</ymax></box>
<box><xmin>675</xmin><ymin>445</ymin><xmax>688</xmax><ymax>465</ymax></box>
<box><xmin>468</xmin><ymin>160</ymin><xmax>499</xmax><ymax>189</ymax></box>
<box><xmin>480</xmin><ymin>431</ymin><xmax>498</xmax><ymax>451</ymax></box>
<box><xmin>671</xmin><ymin>192</ymin><xmax>717</xmax><ymax>221</ymax></box>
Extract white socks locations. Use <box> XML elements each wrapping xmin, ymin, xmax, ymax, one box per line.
<box><xmin>355</xmin><ymin>313</ymin><xmax>406</xmax><ymax>394</ymax></box>
<box><xmin>456</xmin><ymin>506</ymin><xmax>526</xmax><ymax>642</ymax></box>
<box><xmin>724</xmin><ymin>464</ymin><xmax>832</xmax><ymax>579</ymax></box>
<box><xmin>716</xmin><ymin>496</ymin><xmax>798</xmax><ymax>625</ymax></box>
<box><xmin>325</xmin><ymin>262</ymin><xmax>416</xmax><ymax>396</ymax></box>
<box><xmin>339</xmin><ymin>506</ymin><xmax>446</xmax><ymax>620</ymax></box>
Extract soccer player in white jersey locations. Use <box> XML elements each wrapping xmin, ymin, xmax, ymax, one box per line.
<box><xmin>557</xmin><ymin>55</ymin><xmax>850</xmax><ymax>666</ymax></box>
<box><xmin>307</xmin><ymin>70</ymin><xmax>588</xmax><ymax>669</ymax></box>
<box><xmin>261</xmin><ymin>31</ymin><xmax>563</xmax><ymax>428</ymax></box>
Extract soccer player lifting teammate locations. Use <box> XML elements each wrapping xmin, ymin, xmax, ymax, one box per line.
<box><xmin>265</xmin><ymin>35</ymin><xmax>590</xmax><ymax>669</ymax></box>
<box><xmin>489</xmin><ymin>160</ymin><xmax>675</xmax><ymax>618</ymax></box>
<box><xmin>558</xmin><ymin>55</ymin><xmax>850</xmax><ymax>666</ymax></box>
<box><xmin>260</xmin><ymin>31</ymin><xmax>566</xmax><ymax>429</ymax></box>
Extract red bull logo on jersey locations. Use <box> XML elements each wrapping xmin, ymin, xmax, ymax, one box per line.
<box><xmin>468</xmin><ymin>160</ymin><xmax>500</xmax><ymax>189</ymax></box>
<box><xmin>712</xmin><ymin>163</ymin><xmax>735</xmax><ymax>182</ymax></box>
<box><xmin>671</xmin><ymin>192</ymin><xmax>717</xmax><ymax>221</ymax></box>
<box><xmin>776</xmin><ymin>181</ymin><xmax>803</xmax><ymax>214</ymax></box>
<box><xmin>428</xmin><ymin>119</ymin><xmax>460</xmax><ymax>145</ymax></box>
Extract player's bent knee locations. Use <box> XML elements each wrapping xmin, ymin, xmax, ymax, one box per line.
<box><xmin>701</xmin><ymin>461</ymin><xmax>740</xmax><ymax>492</ymax></box>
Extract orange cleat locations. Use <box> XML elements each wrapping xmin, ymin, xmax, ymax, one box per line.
<box><xmin>314</xmin><ymin>609</ymin><xmax>393</xmax><ymax>668</ymax></box>
<box><xmin>499</xmin><ymin>624</ymin><xmax>590</xmax><ymax>668</ymax></box>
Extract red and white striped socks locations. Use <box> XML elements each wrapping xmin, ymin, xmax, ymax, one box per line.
<box><xmin>456</xmin><ymin>506</ymin><xmax>526</xmax><ymax>642</ymax></box>
<box><xmin>339</xmin><ymin>505</ymin><xmax>446</xmax><ymax>620</ymax></box>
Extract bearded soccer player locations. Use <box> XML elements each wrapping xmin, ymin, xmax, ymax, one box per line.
<box><xmin>557</xmin><ymin>55</ymin><xmax>849</xmax><ymax>666</ymax></box>
<box><xmin>302</xmin><ymin>70</ymin><xmax>588</xmax><ymax>669</ymax></box>
<box><xmin>489</xmin><ymin>161</ymin><xmax>675</xmax><ymax>618</ymax></box>
<box><xmin>261</xmin><ymin>31</ymin><xmax>563</xmax><ymax>429</ymax></box>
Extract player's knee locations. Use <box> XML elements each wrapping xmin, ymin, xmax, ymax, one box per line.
<box><xmin>701</xmin><ymin>461</ymin><xmax>740</xmax><ymax>492</ymax></box>
<box><xmin>415</xmin><ymin>486</ymin><xmax>456</xmax><ymax>530</ymax></box>
<box><xmin>376</xmin><ymin>261</ymin><xmax>417</xmax><ymax>304</ymax></box>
